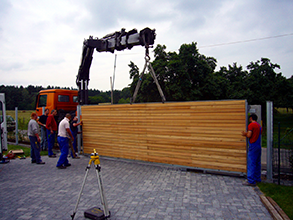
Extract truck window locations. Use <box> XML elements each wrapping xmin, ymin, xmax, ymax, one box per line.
<box><xmin>73</xmin><ymin>96</ymin><xmax>78</xmax><ymax>103</ymax></box>
<box><xmin>38</xmin><ymin>95</ymin><xmax>47</xmax><ymax>107</ymax></box>
<box><xmin>58</xmin><ymin>95</ymin><xmax>69</xmax><ymax>102</ymax></box>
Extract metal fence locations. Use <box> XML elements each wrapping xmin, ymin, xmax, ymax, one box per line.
<box><xmin>272</xmin><ymin>124</ymin><xmax>293</xmax><ymax>184</ymax></box>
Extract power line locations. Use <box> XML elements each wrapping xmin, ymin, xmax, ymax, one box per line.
<box><xmin>111</xmin><ymin>33</ymin><xmax>293</xmax><ymax>53</ymax></box>
<box><xmin>199</xmin><ymin>33</ymin><xmax>293</xmax><ymax>48</ymax></box>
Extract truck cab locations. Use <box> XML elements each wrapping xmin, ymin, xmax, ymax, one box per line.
<box><xmin>35</xmin><ymin>89</ymin><xmax>78</xmax><ymax>121</ymax></box>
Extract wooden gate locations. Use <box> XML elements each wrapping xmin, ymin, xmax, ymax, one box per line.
<box><xmin>81</xmin><ymin>100</ymin><xmax>247</xmax><ymax>173</ymax></box>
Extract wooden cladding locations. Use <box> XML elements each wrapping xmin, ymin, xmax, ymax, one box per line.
<box><xmin>81</xmin><ymin>100</ymin><xmax>247</xmax><ymax>173</ymax></box>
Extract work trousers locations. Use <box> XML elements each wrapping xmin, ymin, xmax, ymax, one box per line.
<box><xmin>29</xmin><ymin>136</ymin><xmax>42</xmax><ymax>163</ymax></box>
<box><xmin>70</xmin><ymin>129</ymin><xmax>78</xmax><ymax>157</ymax></box>
<box><xmin>247</xmin><ymin>131</ymin><xmax>262</xmax><ymax>184</ymax></box>
<box><xmin>56</xmin><ymin>136</ymin><xmax>70</xmax><ymax>167</ymax></box>
<box><xmin>40</xmin><ymin>126</ymin><xmax>47</xmax><ymax>150</ymax></box>
<box><xmin>46</xmin><ymin>130</ymin><xmax>56</xmax><ymax>156</ymax></box>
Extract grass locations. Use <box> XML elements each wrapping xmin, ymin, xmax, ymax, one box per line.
<box><xmin>261</xmin><ymin>109</ymin><xmax>293</xmax><ymax>148</ymax></box>
<box><xmin>6</xmin><ymin>110</ymin><xmax>35</xmax><ymax>130</ymax></box>
<box><xmin>7</xmin><ymin>144</ymin><xmax>48</xmax><ymax>157</ymax></box>
<box><xmin>274</xmin><ymin>110</ymin><xmax>293</xmax><ymax>138</ymax></box>
<box><xmin>258</xmin><ymin>182</ymin><xmax>293</xmax><ymax>219</ymax></box>
<box><xmin>6</xmin><ymin>110</ymin><xmax>35</xmax><ymax>142</ymax></box>
<box><xmin>6</xmin><ymin>110</ymin><xmax>35</xmax><ymax>120</ymax></box>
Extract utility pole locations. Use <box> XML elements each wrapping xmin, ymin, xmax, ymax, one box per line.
<box><xmin>111</xmin><ymin>54</ymin><xmax>117</xmax><ymax>104</ymax></box>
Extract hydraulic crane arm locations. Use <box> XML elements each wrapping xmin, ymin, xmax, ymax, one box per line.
<box><xmin>76</xmin><ymin>27</ymin><xmax>156</xmax><ymax>105</ymax></box>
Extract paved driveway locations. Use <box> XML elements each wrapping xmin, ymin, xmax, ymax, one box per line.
<box><xmin>0</xmin><ymin>154</ymin><xmax>272</xmax><ymax>220</ymax></box>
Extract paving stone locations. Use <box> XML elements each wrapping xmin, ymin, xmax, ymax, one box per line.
<box><xmin>0</xmin><ymin>155</ymin><xmax>273</xmax><ymax>220</ymax></box>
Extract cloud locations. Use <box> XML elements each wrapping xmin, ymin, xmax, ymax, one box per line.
<box><xmin>0</xmin><ymin>61</ymin><xmax>23</xmax><ymax>71</ymax></box>
<box><xmin>0</xmin><ymin>0</ymin><xmax>292</xmax><ymax>92</ymax></box>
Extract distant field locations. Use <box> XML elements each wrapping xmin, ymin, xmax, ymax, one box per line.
<box><xmin>6</xmin><ymin>110</ymin><xmax>35</xmax><ymax>122</ymax></box>
<box><xmin>276</xmin><ymin>108</ymin><xmax>293</xmax><ymax>114</ymax></box>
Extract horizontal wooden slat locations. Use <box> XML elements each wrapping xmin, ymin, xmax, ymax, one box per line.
<box><xmin>81</xmin><ymin>100</ymin><xmax>247</xmax><ymax>173</ymax></box>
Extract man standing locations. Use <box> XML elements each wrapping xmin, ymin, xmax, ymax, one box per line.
<box><xmin>38</xmin><ymin>108</ymin><xmax>49</xmax><ymax>151</ymax></box>
<box><xmin>241</xmin><ymin>114</ymin><xmax>262</xmax><ymax>186</ymax></box>
<box><xmin>28</xmin><ymin>113</ymin><xmax>45</xmax><ymax>164</ymax></box>
<box><xmin>46</xmin><ymin>109</ymin><xmax>57</xmax><ymax>158</ymax></box>
<box><xmin>70</xmin><ymin>116</ymin><xmax>82</xmax><ymax>158</ymax></box>
<box><xmin>56</xmin><ymin>113</ymin><xmax>74</xmax><ymax>169</ymax></box>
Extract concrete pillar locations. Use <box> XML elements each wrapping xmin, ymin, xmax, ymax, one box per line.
<box><xmin>266</xmin><ymin>101</ymin><xmax>273</xmax><ymax>181</ymax></box>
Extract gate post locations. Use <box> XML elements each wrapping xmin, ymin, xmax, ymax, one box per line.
<box><xmin>15</xmin><ymin>107</ymin><xmax>18</xmax><ymax>145</ymax></box>
<box><xmin>266</xmin><ymin>101</ymin><xmax>273</xmax><ymax>181</ymax></box>
<box><xmin>77</xmin><ymin>105</ymin><xmax>82</xmax><ymax>153</ymax></box>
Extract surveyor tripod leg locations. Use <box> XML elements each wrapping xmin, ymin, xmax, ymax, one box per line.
<box><xmin>95</xmin><ymin>167</ymin><xmax>110</xmax><ymax>218</ymax></box>
<box><xmin>71</xmin><ymin>165</ymin><xmax>90</xmax><ymax>220</ymax></box>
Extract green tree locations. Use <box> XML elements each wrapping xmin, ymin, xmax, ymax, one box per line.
<box><xmin>129</xmin><ymin>42</ymin><xmax>218</xmax><ymax>102</ymax></box>
<box><xmin>275</xmin><ymin>75</ymin><xmax>293</xmax><ymax>109</ymax></box>
<box><xmin>121</xmin><ymin>87</ymin><xmax>131</xmax><ymax>100</ymax></box>
<box><xmin>217</xmin><ymin>63</ymin><xmax>248</xmax><ymax>99</ymax></box>
<box><xmin>118</xmin><ymin>98</ymin><xmax>130</xmax><ymax>104</ymax></box>
<box><xmin>246</xmin><ymin>58</ymin><xmax>281</xmax><ymax>105</ymax></box>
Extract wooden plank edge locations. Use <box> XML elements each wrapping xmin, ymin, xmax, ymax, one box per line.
<box><xmin>259</xmin><ymin>195</ymin><xmax>283</xmax><ymax>220</ymax></box>
<box><xmin>10</xmin><ymin>149</ymin><xmax>24</xmax><ymax>154</ymax></box>
<box><xmin>266</xmin><ymin>196</ymin><xmax>290</xmax><ymax>220</ymax></box>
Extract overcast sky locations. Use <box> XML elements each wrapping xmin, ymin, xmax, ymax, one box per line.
<box><xmin>1</xmin><ymin>0</ymin><xmax>292</xmax><ymax>91</ymax></box>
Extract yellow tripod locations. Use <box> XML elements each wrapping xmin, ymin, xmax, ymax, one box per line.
<box><xmin>71</xmin><ymin>150</ymin><xmax>110</xmax><ymax>220</ymax></box>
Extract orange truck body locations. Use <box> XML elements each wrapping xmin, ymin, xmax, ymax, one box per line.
<box><xmin>35</xmin><ymin>89</ymin><xmax>78</xmax><ymax>117</ymax></box>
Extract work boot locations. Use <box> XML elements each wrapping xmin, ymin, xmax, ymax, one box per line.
<box><xmin>242</xmin><ymin>180</ymin><xmax>256</xmax><ymax>186</ymax></box>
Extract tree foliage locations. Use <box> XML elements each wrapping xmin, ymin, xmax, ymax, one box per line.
<box><xmin>128</xmin><ymin>43</ymin><xmax>293</xmax><ymax>110</ymax></box>
<box><xmin>0</xmin><ymin>85</ymin><xmax>132</xmax><ymax>110</ymax></box>
<box><xmin>1</xmin><ymin>42</ymin><xmax>293</xmax><ymax>110</ymax></box>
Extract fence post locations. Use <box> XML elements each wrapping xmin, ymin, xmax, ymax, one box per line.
<box><xmin>278</xmin><ymin>122</ymin><xmax>280</xmax><ymax>185</ymax></box>
<box><xmin>77</xmin><ymin>105</ymin><xmax>82</xmax><ymax>154</ymax></box>
<box><xmin>15</xmin><ymin>107</ymin><xmax>18</xmax><ymax>145</ymax></box>
<box><xmin>266</xmin><ymin>101</ymin><xmax>273</xmax><ymax>181</ymax></box>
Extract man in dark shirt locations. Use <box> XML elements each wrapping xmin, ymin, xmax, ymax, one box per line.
<box><xmin>70</xmin><ymin>116</ymin><xmax>82</xmax><ymax>158</ymax></box>
<box><xmin>38</xmin><ymin>108</ymin><xmax>49</xmax><ymax>150</ymax></box>
<box><xmin>46</xmin><ymin>109</ymin><xmax>58</xmax><ymax>157</ymax></box>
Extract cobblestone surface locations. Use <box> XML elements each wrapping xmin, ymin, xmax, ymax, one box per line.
<box><xmin>0</xmin><ymin>154</ymin><xmax>272</xmax><ymax>220</ymax></box>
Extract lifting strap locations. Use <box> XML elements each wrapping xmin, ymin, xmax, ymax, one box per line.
<box><xmin>130</xmin><ymin>47</ymin><xmax>166</xmax><ymax>104</ymax></box>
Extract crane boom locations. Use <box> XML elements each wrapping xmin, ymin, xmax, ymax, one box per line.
<box><xmin>76</xmin><ymin>27</ymin><xmax>156</xmax><ymax>105</ymax></box>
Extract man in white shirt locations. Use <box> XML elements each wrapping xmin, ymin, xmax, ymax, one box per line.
<box><xmin>56</xmin><ymin>113</ymin><xmax>74</xmax><ymax>169</ymax></box>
